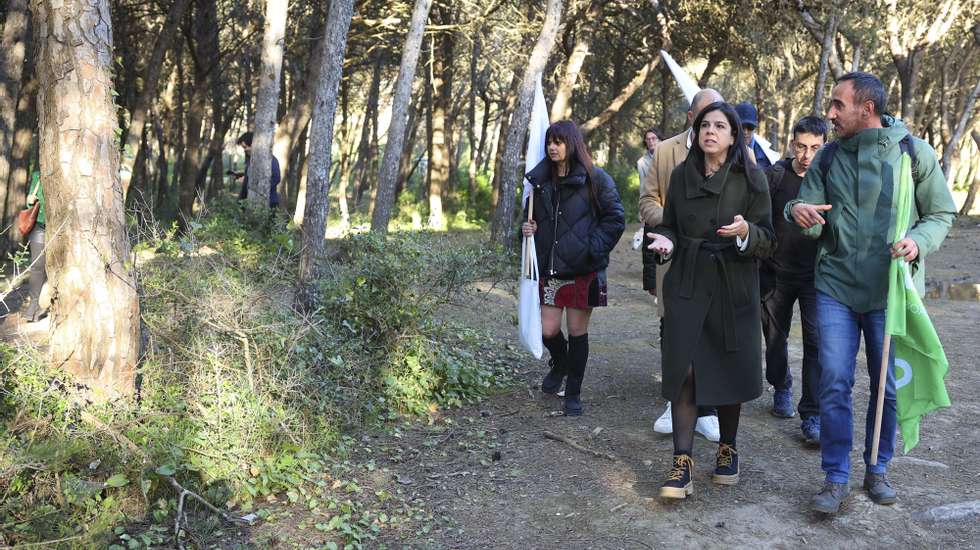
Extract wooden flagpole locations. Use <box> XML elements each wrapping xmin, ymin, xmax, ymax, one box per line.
<box><xmin>869</xmin><ymin>325</ymin><xmax>892</xmax><ymax>464</ymax></box>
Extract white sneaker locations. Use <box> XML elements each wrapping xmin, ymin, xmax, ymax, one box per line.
<box><xmin>653</xmin><ymin>403</ymin><xmax>672</xmax><ymax>433</ymax></box>
<box><xmin>695</xmin><ymin>415</ymin><xmax>721</xmax><ymax>442</ymax></box>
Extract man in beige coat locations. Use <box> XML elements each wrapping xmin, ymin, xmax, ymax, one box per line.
<box><xmin>640</xmin><ymin>88</ymin><xmax>723</xmax><ymax>440</ymax></box>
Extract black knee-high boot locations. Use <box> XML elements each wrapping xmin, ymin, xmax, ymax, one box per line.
<box><xmin>541</xmin><ymin>333</ymin><xmax>568</xmax><ymax>394</ymax></box>
<box><xmin>564</xmin><ymin>333</ymin><xmax>588</xmax><ymax>416</ymax></box>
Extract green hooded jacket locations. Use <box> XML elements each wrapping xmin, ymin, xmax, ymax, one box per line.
<box><xmin>784</xmin><ymin>116</ymin><xmax>956</xmax><ymax>313</ymax></box>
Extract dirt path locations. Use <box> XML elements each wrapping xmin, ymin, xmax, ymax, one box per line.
<box><xmin>366</xmin><ymin>220</ymin><xmax>980</xmax><ymax>549</ymax></box>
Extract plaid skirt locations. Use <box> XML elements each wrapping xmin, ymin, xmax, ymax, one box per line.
<box><xmin>539</xmin><ymin>271</ymin><xmax>608</xmax><ymax>309</ymax></box>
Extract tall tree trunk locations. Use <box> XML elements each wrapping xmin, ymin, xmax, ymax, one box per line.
<box><xmin>118</xmin><ymin>0</ymin><xmax>192</xmax><ymax>198</ymax></box>
<box><xmin>579</xmin><ymin>53</ymin><xmax>661</xmax><ymax>137</ymax></box>
<box><xmin>959</xmin><ymin>130</ymin><xmax>980</xmax><ymax>216</ymax></box>
<box><xmin>490</xmin><ymin>71</ymin><xmax>522</xmax><ymax>210</ymax></box>
<box><xmin>204</xmin><ymin>7</ymin><xmax>225</xmax><ymax>202</ymax></box>
<box><xmin>352</xmin><ymin>57</ymin><xmax>382</xmax><ymax>208</ymax></box>
<box><xmin>466</xmin><ymin>35</ymin><xmax>481</xmax><ymax>194</ymax></box>
<box><xmin>812</xmin><ymin>10</ymin><xmax>839</xmax><ymax>115</ymax></box>
<box><xmin>296</xmin><ymin>0</ymin><xmax>355</xmax><ymax>308</ymax></box>
<box><xmin>336</xmin><ymin>78</ymin><xmax>352</xmax><ymax>228</ymax></box>
<box><xmin>796</xmin><ymin>0</ymin><xmax>845</xmax><ymax>80</ymax></box>
<box><xmin>550</xmin><ymin>1</ymin><xmax>600</xmax><ymax>121</ymax></box>
<box><xmin>248</xmin><ymin>0</ymin><xmax>289</xmax><ymax>207</ymax></box>
<box><xmin>276</xmin><ymin>11</ymin><xmax>325</xmax><ymax>214</ymax></box>
<box><xmin>2</xmin><ymin>17</ymin><xmax>36</xmax><ymax>258</ymax></box>
<box><xmin>942</xmin><ymin>79</ymin><xmax>980</xmax><ymax>178</ymax></box>
<box><xmin>474</xmin><ymin>91</ymin><xmax>491</xmax><ymax>176</ymax></box>
<box><xmin>428</xmin><ymin>27</ymin><xmax>453</xmax><ymax>230</ymax></box>
<box><xmin>0</xmin><ymin>0</ymin><xmax>31</xmax><ymax>251</ymax></box>
<box><xmin>34</xmin><ymin>0</ymin><xmax>139</xmax><ymax>398</ymax></box>
<box><xmin>176</xmin><ymin>0</ymin><xmax>216</xmax><ymax>227</ymax></box>
<box><xmin>152</xmin><ymin>110</ymin><xmax>168</xmax><ymax>206</ymax></box>
<box><xmin>490</xmin><ymin>0</ymin><xmax>563</xmax><ymax>247</ymax></box>
<box><xmin>371</xmin><ymin>0</ymin><xmax>433</xmax><ymax>233</ymax></box>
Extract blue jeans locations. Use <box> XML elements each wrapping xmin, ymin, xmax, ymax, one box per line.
<box><xmin>816</xmin><ymin>290</ymin><xmax>897</xmax><ymax>483</ymax></box>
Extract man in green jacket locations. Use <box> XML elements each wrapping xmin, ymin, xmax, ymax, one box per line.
<box><xmin>788</xmin><ymin>72</ymin><xmax>956</xmax><ymax>514</ymax></box>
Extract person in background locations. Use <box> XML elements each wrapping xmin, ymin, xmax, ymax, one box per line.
<box><xmin>637</xmin><ymin>126</ymin><xmax>663</xmax><ymax>184</ymax></box>
<box><xmin>734</xmin><ymin>102</ymin><xmax>773</xmax><ymax>169</ymax></box>
<box><xmin>235</xmin><ymin>132</ymin><xmax>281</xmax><ymax>209</ymax></box>
<box><xmin>522</xmin><ymin>120</ymin><xmax>625</xmax><ymax>417</ymax></box>
<box><xmin>761</xmin><ymin>116</ymin><xmax>827</xmax><ymax>445</ymax></box>
<box><xmin>22</xmin><ymin>170</ymin><xmax>46</xmax><ymax>322</ymax></box>
<box><xmin>647</xmin><ymin>101</ymin><xmax>775</xmax><ymax>500</ymax></box>
<box><xmin>639</xmin><ymin>89</ymin><xmax>724</xmax><ymax>442</ymax></box>
<box><xmin>637</xmin><ymin>126</ymin><xmax>663</xmax><ymax>296</ymax></box>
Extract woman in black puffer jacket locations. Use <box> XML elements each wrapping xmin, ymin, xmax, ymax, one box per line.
<box><xmin>521</xmin><ymin>120</ymin><xmax>625</xmax><ymax>416</ymax></box>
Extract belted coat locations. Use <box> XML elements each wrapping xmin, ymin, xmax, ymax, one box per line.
<box><xmin>653</xmin><ymin>159</ymin><xmax>775</xmax><ymax>405</ymax></box>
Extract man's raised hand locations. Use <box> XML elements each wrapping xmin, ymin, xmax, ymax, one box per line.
<box><xmin>791</xmin><ymin>203</ymin><xmax>832</xmax><ymax>229</ymax></box>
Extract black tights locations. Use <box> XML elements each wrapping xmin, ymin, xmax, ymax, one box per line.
<box><xmin>671</xmin><ymin>369</ymin><xmax>741</xmax><ymax>454</ymax></box>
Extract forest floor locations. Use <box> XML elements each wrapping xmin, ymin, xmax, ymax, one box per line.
<box><xmin>240</xmin><ymin>216</ymin><xmax>980</xmax><ymax>549</ymax></box>
<box><xmin>2</xmin><ymin>218</ymin><xmax>978</xmax><ymax>549</ymax></box>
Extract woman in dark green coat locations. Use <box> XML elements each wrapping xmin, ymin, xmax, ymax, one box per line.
<box><xmin>647</xmin><ymin>102</ymin><xmax>775</xmax><ymax>499</ymax></box>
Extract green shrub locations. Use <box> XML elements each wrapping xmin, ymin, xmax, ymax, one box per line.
<box><xmin>0</xmin><ymin>201</ymin><xmax>514</xmax><ymax>546</ymax></box>
<box><xmin>604</xmin><ymin>161</ymin><xmax>641</xmax><ymax>224</ymax></box>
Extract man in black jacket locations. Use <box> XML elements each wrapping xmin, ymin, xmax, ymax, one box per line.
<box><xmin>761</xmin><ymin>116</ymin><xmax>827</xmax><ymax>445</ymax></box>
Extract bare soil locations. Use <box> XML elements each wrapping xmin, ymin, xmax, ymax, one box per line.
<box><xmin>360</xmin><ymin>218</ymin><xmax>980</xmax><ymax>549</ymax></box>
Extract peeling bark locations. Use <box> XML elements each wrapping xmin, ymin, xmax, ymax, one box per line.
<box><xmin>33</xmin><ymin>0</ymin><xmax>140</xmax><ymax>399</ymax></box>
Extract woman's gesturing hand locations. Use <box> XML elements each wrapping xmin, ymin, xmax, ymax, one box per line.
<box><xmin>521</xmin><ymin>220</ymin><xmax>538</xmax><ymax>237</ymax></box>
<box><xmin>717</xmin><ymin>215</ymin><xmax>749</xmax><ymax>240</ymax></box>
<box><xmin>646</xmin><ymin>232</ymin><xmax>673</xmax><ymax>256</ymax></box>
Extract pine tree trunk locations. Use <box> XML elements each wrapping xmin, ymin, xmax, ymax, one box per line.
<box><xmin>176</xmin><ymin>0</ymin><xmax>218</xmax><ymax>225</ymax></box>
<box><xmin>34</xmin><ymin>0</ymin><xmax>139</xmax><ymax>399</ymax></box>
<box><xmin>428</xmin><ymin>29</ymin><xmax>452</xmax><ymax>230</ymax></box>
<box><xmin>371</xmin><ymin>0</ymin><xmax>433</xmax><ymax>234</ymax></box>
<box><xmin>352</xmin><ymin>57</ymin><xmax>382</xmax><ymax>208</ymax></box>
<box><xmin>0</xmin><ymin>0</ymin><xmax>31</xmax><ymax>252</ymax></box>
<box><xmin>277</xmin><ymin>12</ymin><xmax>325</xmax><ymax>215</ymax></box>
<box><xmin>812</xmin><ymin>11</ymin><xmax>839</xmax><ymax>115</ymax></box>
<box><xmin>248</xmin><ymin>0</ymin><xmax>289</xmax><ymax>207</ymax></box>
<box><xmin>550</xmin><ymin>1</ymin><xmax>600</xmax><ymax>121</ymax></box>
<box><xmin>296</xmin><ymin>0</ymin><xmax>355</xmax><ymax>308</ymax></box>
<box><xmin>1</xmin><ymin>20</ymin><xmax>36</xmax><ymax>258</ymax></box>
<box><xmin>118</xmin><ymin>0</ymin><xmax>192</xmax><ymax>198</ymax></box>
<box><xmin>490</xmin><ymin>0</ymin><xmax>563</xmax><ymax>247</ymax></box>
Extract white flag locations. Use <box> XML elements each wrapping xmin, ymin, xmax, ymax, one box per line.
<box><xmin>521</xmin><ymin>75</ymin><xmax>550</xmax><ymax>207</ymax></box>
<box><xmin>660</xmin><ymin>50</ymin><xmax>780</xmax><ymax>161</ymax></box>
<box><xmin>518</xmin><ymin>74</ymin><xmax>549</xmax><ymax>360</ymax></box>
<box><xmin>660</xmin><ymin>50</ymin><xmax>700</xmax><ymax>104</ymax></box>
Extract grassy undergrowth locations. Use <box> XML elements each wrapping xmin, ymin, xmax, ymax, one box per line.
<box><xmin>0</xmin><ymin>201</ymin><xmax>515</xmax><ymax>548</ymax></box>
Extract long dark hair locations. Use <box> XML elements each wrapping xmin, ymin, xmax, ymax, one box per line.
<box><xmin>545</xmin><ymin>120</ymin><xmax>598</xmax><ymax>211</ymax></box>
<box><xmin>690</xmin><ymin>101</ymin><xmax>750</xmax><ymax>175</ymax></box>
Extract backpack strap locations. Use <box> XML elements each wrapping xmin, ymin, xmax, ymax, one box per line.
<box><xmin>818</xmin><ymin>141</ymin><xmax>839</xmax><ymax>178</ymax></box>
<box><xmin>898</xmin><ymin>133</ymin><xmax>920</xmax><ymax>183</ymax></box>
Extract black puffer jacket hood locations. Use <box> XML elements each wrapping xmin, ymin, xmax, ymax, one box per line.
<box><xmin>524</xmin><ymin>159</ymin><xmax>625</xmax><ymax>278</ymax></box>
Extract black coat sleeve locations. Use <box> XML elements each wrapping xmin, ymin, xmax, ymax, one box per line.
<box><xmin>588</xmin><ymin>169</ymin><xmax>626</xmax><ymax>260</ymax></box>
<box><xmin>741</xmin><ymin>168</ymin><xmax>776</xmax><ymax>259</ymax></box>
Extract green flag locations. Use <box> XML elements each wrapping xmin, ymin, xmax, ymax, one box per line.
<box><xmin>886</xmin><ymin>154</ymin><xmax>951</xmax><ymax>454</ymax></box>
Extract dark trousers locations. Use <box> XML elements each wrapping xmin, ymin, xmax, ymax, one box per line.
<box><xmin>761</xmin><ymin>270</ymin><xmax>821</xmax><ymax>419</ymax></box>
<box><xmin>24</xmin><ymin>225</ymin><xmax>46</xmax><ymax>320</ymax></box>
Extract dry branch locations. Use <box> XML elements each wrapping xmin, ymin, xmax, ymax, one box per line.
<box><xmin>543</xmin><ymin>430</ymin><xmax>616</xmax><ymax>461</ymax></box>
